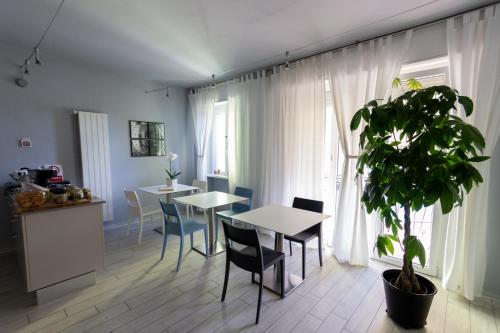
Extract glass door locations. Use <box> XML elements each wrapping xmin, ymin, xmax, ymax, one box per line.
<box><xmin>370</xmin><ymin>205</ymin><xmax>441</xmax><ymax>276</ymax></box>
<box><xmin>369</xmin><ymin>57</ymin><xmax>449</xmax><ymax>277</ymax></box>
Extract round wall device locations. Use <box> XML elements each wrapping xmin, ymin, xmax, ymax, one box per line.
<box><xmin>15</xmin><ymin>77</ymin><xmax>29</xmax><ymax>88</ymax></box>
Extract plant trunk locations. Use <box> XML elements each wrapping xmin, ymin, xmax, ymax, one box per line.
<box><xmin>395</xmin><ymin>202</ymin><xmax>423</xmax><ymax>293</ymax></box>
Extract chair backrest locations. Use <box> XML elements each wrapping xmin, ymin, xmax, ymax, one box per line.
<box><xmin>124</xmin><ymin>189</ymin><xmax>140</xmax><ymax>207</ymax></box>
<box><xmin>159</xmin><ymin>201</ymin><xmax>183</xmax><ymax>235</ymax></box>
<box><xmin>292</xmin><ymin>197</ymin><xmax>324</xmax><ymax>233</ymax></box>
<box><xmin>222</xmin><ymin>221</ymin><xmax>263</xmax><ymax>273</ymax></box>
<box><xmin>124</xmin><ymin>189</ymin><xmax>143</xmax><ymax>215</ymax></box>
<box><xmin>192</xmin><ymin>179</ymin><xmax>207</xmax><ymax>193</ymax></box>
<box><xmin>292</xmin><ymin>197</ymin><xmax>324</xmax><ymax>213</ymax></box>
<box><xmin>232</xmin><ymin>186</ymin><xmax>254</xmax><ymax>212</ymax></box>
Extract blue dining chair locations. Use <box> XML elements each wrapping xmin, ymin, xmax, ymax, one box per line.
<box><xmin>215</xmin><ymin>186</ymin><xmax>254</xmax><ymax>243</ymax></box>
<box><xmin>159</xmin><ymin>200</ymin><xmax>209</xmax><ymax>271</ymax></box>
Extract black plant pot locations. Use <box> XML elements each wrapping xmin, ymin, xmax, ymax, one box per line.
<box><xmin>382</xmin><ymin>269</ymin><xmax>437</xmax><ymax>329</ymax></box>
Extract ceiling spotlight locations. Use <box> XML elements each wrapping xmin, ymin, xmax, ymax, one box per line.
<box><xmin>284</xmin><ymin>51</ymin><xmax>290</xmax><ymax>70</ymax></box>
<box><xmin>34</xmin><ymin>47</ymin><xmax>41</xmax><ymax>65</ymax></box>
<box><xmin>24</xmin><ymin>60</ymin><xmax>30</xmax><ymax>75</ymax></box>
<box><xmin>211</xmin><ymin>74</ymin><xmax>216</xmax><ymax>87</ymax></box>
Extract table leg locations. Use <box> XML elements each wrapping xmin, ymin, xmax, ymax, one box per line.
<box><xmin>154</xmin><ymin>193</ymin><xmax>172</xmax><ymax>235</ymax></box>
<box><xmin>192</xmin><ymin>207</ymin><xmax>225</xmax><ymax>257</ymax></box>
<box><xmin>254</xmin><ymin>232</ymin><xmax>303</xmax><ymax>297</ymax></box>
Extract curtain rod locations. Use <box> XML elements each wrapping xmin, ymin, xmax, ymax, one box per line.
<box><xmin>191</xmin><ymin>0</ymin><xmax>499</xmax><ymax>91</ymax></box>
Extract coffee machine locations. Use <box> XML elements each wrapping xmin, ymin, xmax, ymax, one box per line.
<box><xmin>28</xmin><ymin>168</ymin><xmax>58</xmax><ymax>187</ymax></box>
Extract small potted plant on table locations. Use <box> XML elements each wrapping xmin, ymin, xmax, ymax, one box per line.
<box><xmin>350</xmin><ymin>80</ymin><xmax>488</xmax><ymax>328</ymax></box>
<box><xmin>165</xmin><ymin>152</ymin><xmax>181</xmax><ymax>189</ymax></box>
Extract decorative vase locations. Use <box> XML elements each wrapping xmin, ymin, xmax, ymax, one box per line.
<box><xmin>382</xmin><ymin>269</ymin><xmax>437</xmax><ymax>329</ymax></box>
<box><xmin>166</xmin><ymin>178</ymin><xmax>177</xmax><ymax>189</ymax></box>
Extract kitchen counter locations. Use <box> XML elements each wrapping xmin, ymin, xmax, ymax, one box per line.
<box><xmin>11</xmin><ymin>197</ymin><xmax>105</xmax><ymax>304</ymax></box>
<box><xmin>12</xmin><ymin>197</ymin><xmax>105</xmax><ymax>214</ymax></box>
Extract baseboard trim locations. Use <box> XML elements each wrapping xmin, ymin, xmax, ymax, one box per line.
<box><xmin>481</xmin><ymin>291</ymin><xmax>500</xmax><ymax>303</ymax></box>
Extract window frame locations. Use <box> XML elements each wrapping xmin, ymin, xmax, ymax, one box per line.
<box><xmin>210</xmin><ymin>101</ymin><xmax>229</xmax><ymax>176</ymax></box>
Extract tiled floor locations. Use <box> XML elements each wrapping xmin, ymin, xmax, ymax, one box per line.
<box><xmin>0</xmin><ymin>215</ymin><xmax>498</xmax><ymax>333</ymax></box>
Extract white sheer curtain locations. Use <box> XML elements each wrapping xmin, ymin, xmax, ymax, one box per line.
<box><xmin>441</xmin><ymin>5</ymin><xmax>500</xmax><ymax>300</ymax></box>
<box><xmin>227</xmin><ymin>72</ymin><xmax>268</xmax><ymax>194</ymax></box>
<box><xmin>260</xmin><ymin>57</ymin><xmax>327</xmax><ymax>207</ymax></box>
<box><xmin>226</xmin><ymin>57</ymin><xmax>326</xmax><ymax>208</ymax></box>
<box><xmin>326</xmin><ymin>32</ymin><xmax>413</xmax><ymax>265</ymax></box>
<box><xmin>188</xmin><ymin>87</ymin><xmax>217</xmax><ymax>180</ymax></box>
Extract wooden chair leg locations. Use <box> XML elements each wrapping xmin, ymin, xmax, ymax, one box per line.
<box><xmin>289</xmin><ymin>240</ymin><xmax>293</xmax><ymax>256</ymax></box>
<box><xmin>160</xmin><ymin>233</ymin><xmax>168</xmax><ymax>260</ymax></box>
<box><xmin>138</xmin><ymin>216</ymin><xmax>144</xmax><ymax>244</ymax></box>
<box><xmin>256</xmin><ymin>272</ymin><xmax>263</xmax><ymax>324</ymax></box>
<box><xmin>302</xmin><ymin>243</ymin><xmax>306</xmax><ymax>279</ymax></box>
<box><xmin>176</xmin><ymin>236</ymin><xmax>184</xmax><ymax>272</ymax></box>
<box><xmin>221</xmin><ymin>255</ymin><xmax>230</xmax><ymax>302</ymax></box>
<box><xmin>190</xmin><ymin>232</ymin><xmax>194</xmax><ymax>249</ymax></box>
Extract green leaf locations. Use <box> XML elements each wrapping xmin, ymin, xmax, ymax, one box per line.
<box><xmin>468</xmin><ymin>156</ymin><xmax>490</xmax><ymax>163</ymax></box>
<box><xmin>361</xmin><ymin>107</ymin><xmax>370</xmax><ymax>122</ymax></box>
<box><xmin>375</xmin><ymin>235</ymin><xmax>395</xmax><ymax>257</ymax></box>
<box><xmin>407</xmin><ymin>78</ymin><xmax>423</xmax><ymax>90</ymax></box>
<box><xmin>392</xmin><ymin>77</ymin><xmax>402</xmax><ymax>90</ymax></box>
<box><xmin>350</xmin><ymin>110</ymin><xmax>363</xmax><ymax>131</ymax></box>
<box><xmin>406</xmin><ymin>236</ymin><xmax>426</xmax><ymax>267</ymax></box>
<box><xmin>440</xmin><ymin>186</ymin><xmax>453</xmax><ymax>214</ymax></box>
<box><xmin>458</xmin><ymin>95</ymin><xmax>473</xmax><ymax>116</ymax></box>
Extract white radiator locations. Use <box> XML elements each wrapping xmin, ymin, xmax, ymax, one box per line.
<box><xmin>77</xmin><ymin>111</ymin><xmax>113</xmax><ymax>221</ymax></box>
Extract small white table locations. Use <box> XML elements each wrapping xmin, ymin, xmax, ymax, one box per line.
<box><xmin>138</xmin><ymin>183</ymin><xmax>198</xmax><ymax>234</ymax></box>
<box><xmin>232</xmin><ymin>205</ymin><xmax>330</xmax><ymax>296</ymax></box>
<box><xmin>174</xmin><ymin>191</ymin><xmax>248</xmax><ymax>256</ymax></box>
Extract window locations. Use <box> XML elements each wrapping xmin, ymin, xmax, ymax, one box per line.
<box><xmin>322</xmin><ymin>56</ymin><xmax>449</xmax><ymax>273</ymax></box>
<box><xmin>371</xmin><ymin>56</ymin><xmax>449</xmax><ymax>276</ymax></box>
<box><xmin>210</xmin><ymin>101</ymin><xmax>228</xmax><ymax>175</ymax></box>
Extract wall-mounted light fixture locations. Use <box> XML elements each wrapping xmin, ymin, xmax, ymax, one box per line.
<box><xmin>211</xmin><ymin>74</ymin><xmax>216</xmax><ymax>87</ymax></box>
<box><xmin>284</xmin><ymin>51</ymin><xmax>290</xmax><ymax>70</ymax></box>
<box><xmin>145</xmin><ymin>86</ymin><xmax>170</xmax><ymax>98</ymax></box>
<box><xmin>15</xmin><ymin>0</ymin><xmax>65</xmax><ymax>87</ymax></box>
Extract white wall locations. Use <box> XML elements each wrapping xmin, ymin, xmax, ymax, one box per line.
<box><xmin>0</xmin><ymin>43</ymin><xmax>195</xmax><ymax>252</ymax></box>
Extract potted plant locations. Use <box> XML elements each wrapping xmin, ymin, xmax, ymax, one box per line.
<box><xmin>350</xmin><ymin>80</ymin><xmax>488</xmax><ymax>328</ymax></box>
<box><xmin>165</xmin><ymin>152</ymin><xmax>181</xmax><ymax>189</ymax></box>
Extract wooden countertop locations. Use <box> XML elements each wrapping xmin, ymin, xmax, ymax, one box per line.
<box><xmin>11</xmin><ymin>197</ymin><xmax>105</xmax><ymax>215</ymax></box>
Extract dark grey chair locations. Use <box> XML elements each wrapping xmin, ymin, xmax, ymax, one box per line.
<box><xmin>221</xmin><ymin>222</ymin><xmax>285</xmax><ymax>324</ymax></box>
<box><xmin>284</xmin><ymin>197</ymin><xmax>324</xmax><ymax>279</ymax></box>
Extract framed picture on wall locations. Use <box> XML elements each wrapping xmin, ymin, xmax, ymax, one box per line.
<box><xmin>130</xmin><ymin>121</ymin><xmax>149</xmax><ymax>139</ymax></box>
<box><xmin>130</xmin><ymin>139</ymin><xmax>150</xmax><ymax>157</ymax></box>
<box><xmin>148</xmin><ymin>122</ymin><xmax>165</xmax><ymax>140</ymax></box>
<box><xmin>129</xmin><ymin>121</ymin><xmax>166</xmax><ymax>157</ymax></box>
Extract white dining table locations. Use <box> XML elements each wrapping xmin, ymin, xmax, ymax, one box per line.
<box><xmin>232</xmin><ymin>205</ymin><xmax>330</xmax><ymax>296</ymax></box>
<box><xmin>138</xmin><ymin>183</ymin><xmax>198</xmax><ymax>234</ymax></box>
<box><xmin>174</xmin><ymin>191</ymin><xmax>248</xmax><ymax>257</ymax></box>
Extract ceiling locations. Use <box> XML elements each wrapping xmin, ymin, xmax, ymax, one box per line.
<box><xmin>0</xmin><ymin>0</ymin><xmax>495</xmax><ymax>87</ymax></box>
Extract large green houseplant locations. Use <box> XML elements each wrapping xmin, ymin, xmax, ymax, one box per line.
<box><xmin>350</xmin><ymin>80</ymin><xmax>488</xmax><ymax>327</ymax></box>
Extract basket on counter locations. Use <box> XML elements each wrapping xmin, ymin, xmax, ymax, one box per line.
<box><xmin>16</xmin><ymin>191</ymin><xmax>47</xmax><ymax>209</ymax></box>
